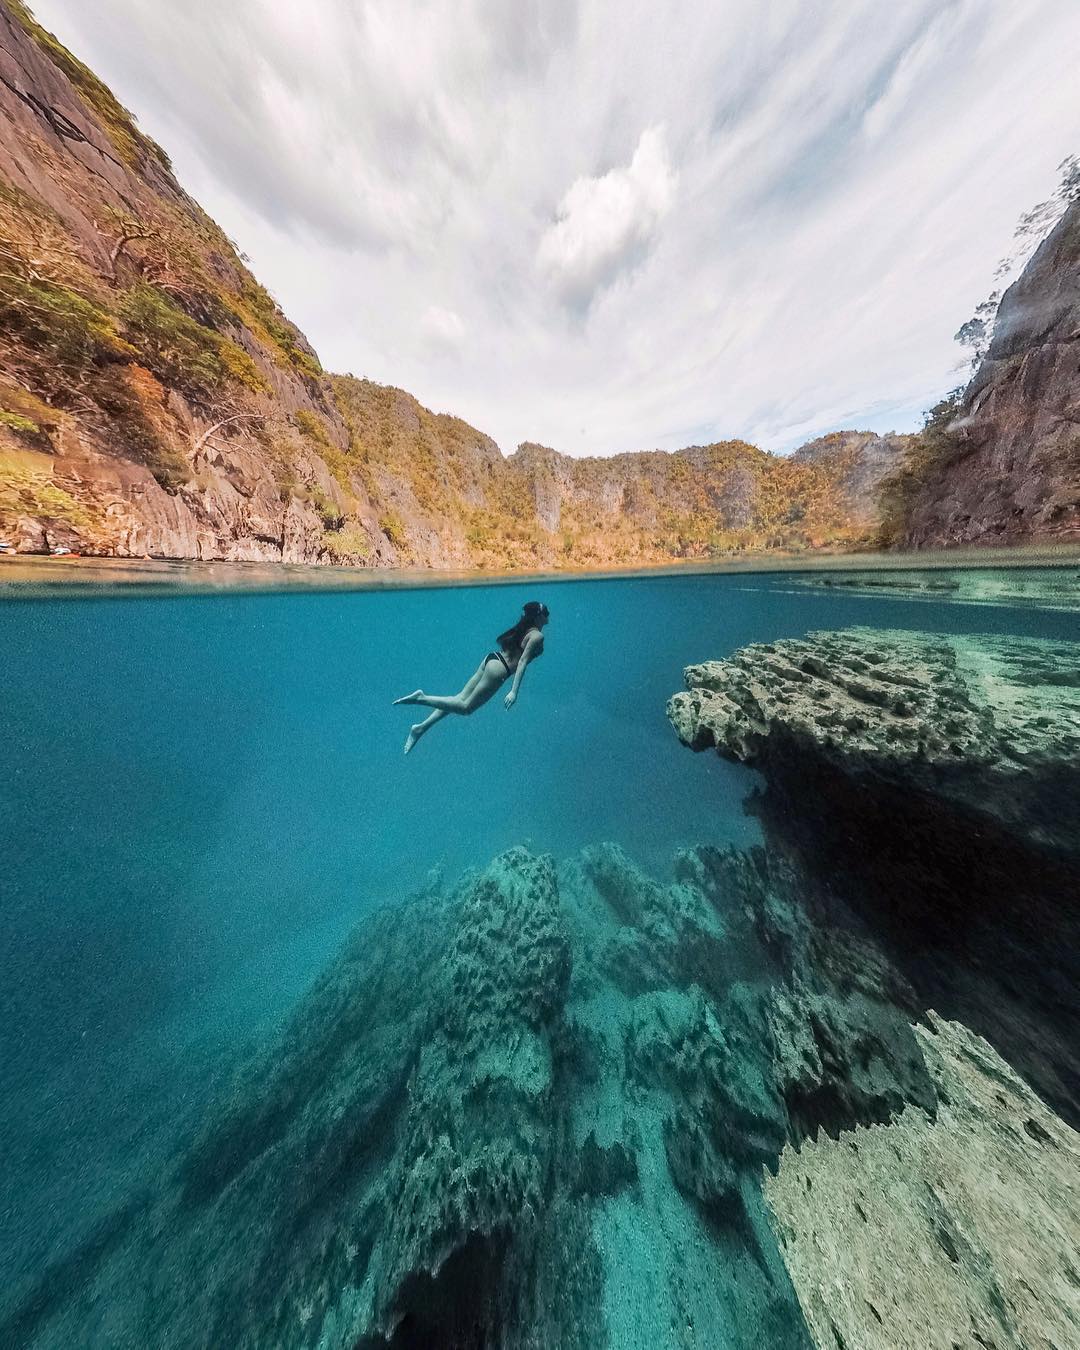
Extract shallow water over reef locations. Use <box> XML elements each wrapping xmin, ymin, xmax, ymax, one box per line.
<box><xmin>1</xmin><ymin>562</ymin><xmax>1078</xmax><ymax>1348</ymax></box>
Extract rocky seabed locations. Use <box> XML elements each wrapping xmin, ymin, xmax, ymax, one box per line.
<box><xmin>4</xmin><ymin>626</ymin><xmax>1079</xmax><ymax>1349</ymax></box>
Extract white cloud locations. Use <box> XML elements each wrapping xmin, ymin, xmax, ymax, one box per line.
<box><xmin>537</xmin><ymin>126</ymin><xmax>676</xmax><ymax>308</ymax></box>
<box><xmin>419</xmin><ymin>305</ymin><xmax>466</xmax><ymax>349</ymax></box>
<box><xmin>26</xmin><ymin>0</ymin><xmax>1080</xmax><ymax>455</ymax></box>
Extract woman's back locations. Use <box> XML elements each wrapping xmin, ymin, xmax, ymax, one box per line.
<box><xmin>501</xmin><ymin>626</ymin><xmax>543</xmax><ymax>668</ymax></box>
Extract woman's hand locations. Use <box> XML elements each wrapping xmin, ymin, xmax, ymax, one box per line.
<box><xmin>504</xmin><ymin>689</ymin><xmax>517</xmax><ymax>710</ymax></box>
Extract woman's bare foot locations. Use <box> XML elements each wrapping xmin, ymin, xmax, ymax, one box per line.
<box><xmin>404</xmin><ymin>724</ymin><xmax>424</xmax><ymax>754</ymax></box>
<box><xmin>393</xmin><ymin>689</ymin><xmax>424</xmax><ymax>706</ymax></box>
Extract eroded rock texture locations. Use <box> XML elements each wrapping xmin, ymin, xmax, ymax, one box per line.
<box><xmin>766</xmin><ymin>1015</ymin><xmax>1080</xmax><ymax>1350</ymax></box>
<box><xmin>670</xmin><ymin>627</ymin><xmax>1080</xmax><ymax>1122</ymax></box>
<box><xmin>670</xmin><ymin>626</ymin><xmax>1080</xmax><ymax>1349</ymax></box>
<box><xmin>9</xmin><ymin>828</ymin><xmax>971</xmax><ymax>1349</ymax></box>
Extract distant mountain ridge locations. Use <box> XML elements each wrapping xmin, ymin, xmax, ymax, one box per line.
<box><xmin>0</xmin><ymin>1</ymin><xmax>905</xmax><ymax>566</ymax></box>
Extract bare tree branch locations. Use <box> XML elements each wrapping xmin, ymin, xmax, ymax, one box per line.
<box><xmin>192</xmin><ymin>413</ymin><xmax>262</xmax><ymax>456</ymax></box>
<box><xmin>109</xmin><ymin>224</ymin><xmax>155</xmax><ymax>278</ymax></box>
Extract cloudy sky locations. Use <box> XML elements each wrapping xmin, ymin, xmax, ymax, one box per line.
<box><xmin>31</xmin><ymin>0</ymin><xmax>1080</xmax><ymax>455</ymax></box>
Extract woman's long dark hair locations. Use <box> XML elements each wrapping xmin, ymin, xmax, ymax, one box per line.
<box><xmin>497</xmin><ymin>601</ymin><xmax>548</xmax><ymax>656</ymax></box>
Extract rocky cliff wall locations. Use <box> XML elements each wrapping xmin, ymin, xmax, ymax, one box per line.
<box><xmin>903</xmin><ymin>198</ymin><xmax>1080</xmax><ymax>547</ymax></box>
<box><xmin>0</xmin><ymin>0</ymin><xmax>400</xmax><ymax>565</ymax></box>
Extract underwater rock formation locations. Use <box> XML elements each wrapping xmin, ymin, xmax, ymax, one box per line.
<box><xmin>785</xmin><ymin>566</ymin><xmax>1080</xmax><ymax>612</ymax></box>
<box><xmin>6</xmin><ymin>629</ymin><xmax>1079</xmax><ymax>1347</ymax></box>
<box><xmin>669</xmin><ymin>627</ymin><xmax>1080</xmax><ymax>1123</ymax></box>
<box><xmin>766</xmin><ymin>1013</ymin><xmax>1080</xmax><ymax>1350</ymax></box>
<box><xmin>9</xmin><ymin>832</ymin><xmax>958</xmax><ymax>1350</ymax></box>
<box><xmin>670</xmin><ymin>626</ymin><xmax>1080</xmax><ymax>1348</ymax></box>
<box><xmin>667</xmin><ymin>626</ymin><xmax>1080</xmax><ymax>846</ymax></box>
<box><xmin>15</xmin><ymin>826</ymin><xmax>1070</xmax><ymax>1348</ymax></box>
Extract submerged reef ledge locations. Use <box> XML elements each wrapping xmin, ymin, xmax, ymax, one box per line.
<box><xmin>670</xmin><ymin>626</ymin><xmax>1080</xmax><ymax>1348</ymax></box>
<box><xmin>5</xmin><ymin>631</ymin><xmax>1079</xmax><ymax>1349</ymax></box>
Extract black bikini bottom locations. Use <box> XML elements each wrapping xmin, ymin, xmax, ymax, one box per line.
<box><xmin>486</xmin><ymin>650</ymin><xmax>511</xmax><ymax>676</ymax></box>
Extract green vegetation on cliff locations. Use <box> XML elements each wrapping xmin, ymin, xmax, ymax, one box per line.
<box><xmin>6</xmin><ymin>0</ymin><xmax>172</xmax><ymax>169</ymax></box>
<box><xmin>875</xmin><ymin>391</ymin><xmax>964</xmax><ymax>546</ymax></box>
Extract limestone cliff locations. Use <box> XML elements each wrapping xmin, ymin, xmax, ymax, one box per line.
<box><xmin>790</xmin><ymin>430</ymin><xmax>912</xmax><ymax>526</ymax></box>
<box><xmin>0</xmin><ymin>0</ymin><xmax>398</xmax><ymax>564</ymax></box>
<box><xmin>499</xmin><ymin>433</ymin><xmax>906</xmax><ymax>565</ymax></box>
<box><xmin>0</xmin><ymin>1</ymin><xmax>905</xmax><ymax>567</ymax></box>
<box><xmin>898</xmin><ymin>197</ymin><xmax>1080</xmax><ymax>547</ymax></box>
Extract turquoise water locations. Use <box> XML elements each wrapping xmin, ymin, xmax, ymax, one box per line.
<box><xmin>1</xmin><ymin>564</ymin><xmax>1077</xmax><ymax>1339</ymax></box>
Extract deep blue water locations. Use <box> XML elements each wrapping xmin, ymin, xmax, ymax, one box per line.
<box><xmin>1</xmin><ymin>566</ymin><xmax>1077</xmax><ymax>1285</ymax></box>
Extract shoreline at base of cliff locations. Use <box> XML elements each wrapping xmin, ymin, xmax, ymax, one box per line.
<box><xmin>2</xmin><ymin>543</ymin><xmax>1079</xmax><ymax>602</ymax></box>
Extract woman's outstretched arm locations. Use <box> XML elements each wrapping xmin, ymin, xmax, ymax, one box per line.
<box><xmin>504</xmin><ymin>634</ymin><xmax>543</xmax><ymax>709</ymax></box>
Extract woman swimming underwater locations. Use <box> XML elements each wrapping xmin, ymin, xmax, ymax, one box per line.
<box><xmin>393</xmin><ymin>600</ymin><xmax>549</xmax><ymax>754</ymax></box>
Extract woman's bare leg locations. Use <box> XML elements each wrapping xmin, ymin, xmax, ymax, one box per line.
<box><xmin>400</xmin><ymin>661</ymin><xmax>504</xmax><ymax>752</ymax></box>
<box><xmin>405</xmin><ymin>708</ymin><xmax>446</xmax><ymax>754</ymax></box>
<box><xmin>394</xmin><ymin>658</ymin><xmax>488</xmax><ymax>709</ymax></box>
<box><xmin>416</xmin><ymin>669</ymin><xmax>504</xmax><ymax>713</ymax></box>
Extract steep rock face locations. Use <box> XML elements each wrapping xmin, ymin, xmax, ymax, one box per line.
<box><xmin>905</xmin><ymin>198</ymin><xmax>1080</xmax><ymax>547</ymax></box>
<box><xmin>501</xmin><ymin>435</ymin><xmax>906</xmax><ymax>564</ymax></box>
<box><xmin>791</xmin><ymin>430</ymin><xmax>912</xmax><ymax>526</ymax></box>
<box><xmin>326</xmin><ymin>375</ymin><xmax>508</xmax><ymax>568</ymax></box>
<box><xmin>0</xmin><ymin>0</ymin><xmax>397</xmax><ymax>564</ymax></box>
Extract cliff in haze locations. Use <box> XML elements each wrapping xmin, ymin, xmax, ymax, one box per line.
<box><xmin>887</xmin><ymin>196</ymin><xmax>1080</xmax><ymax>548</ymax></box>
<box><xmin>0</xmin><ymin>2</ymin><xmax>909</xmax><ymax>568</ymax></box>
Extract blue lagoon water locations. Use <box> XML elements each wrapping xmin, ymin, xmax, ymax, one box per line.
<box><xmin>1</xmin><ymin>562</ymin><xmax>1077</xmax><ymax>1347</ymax></box>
